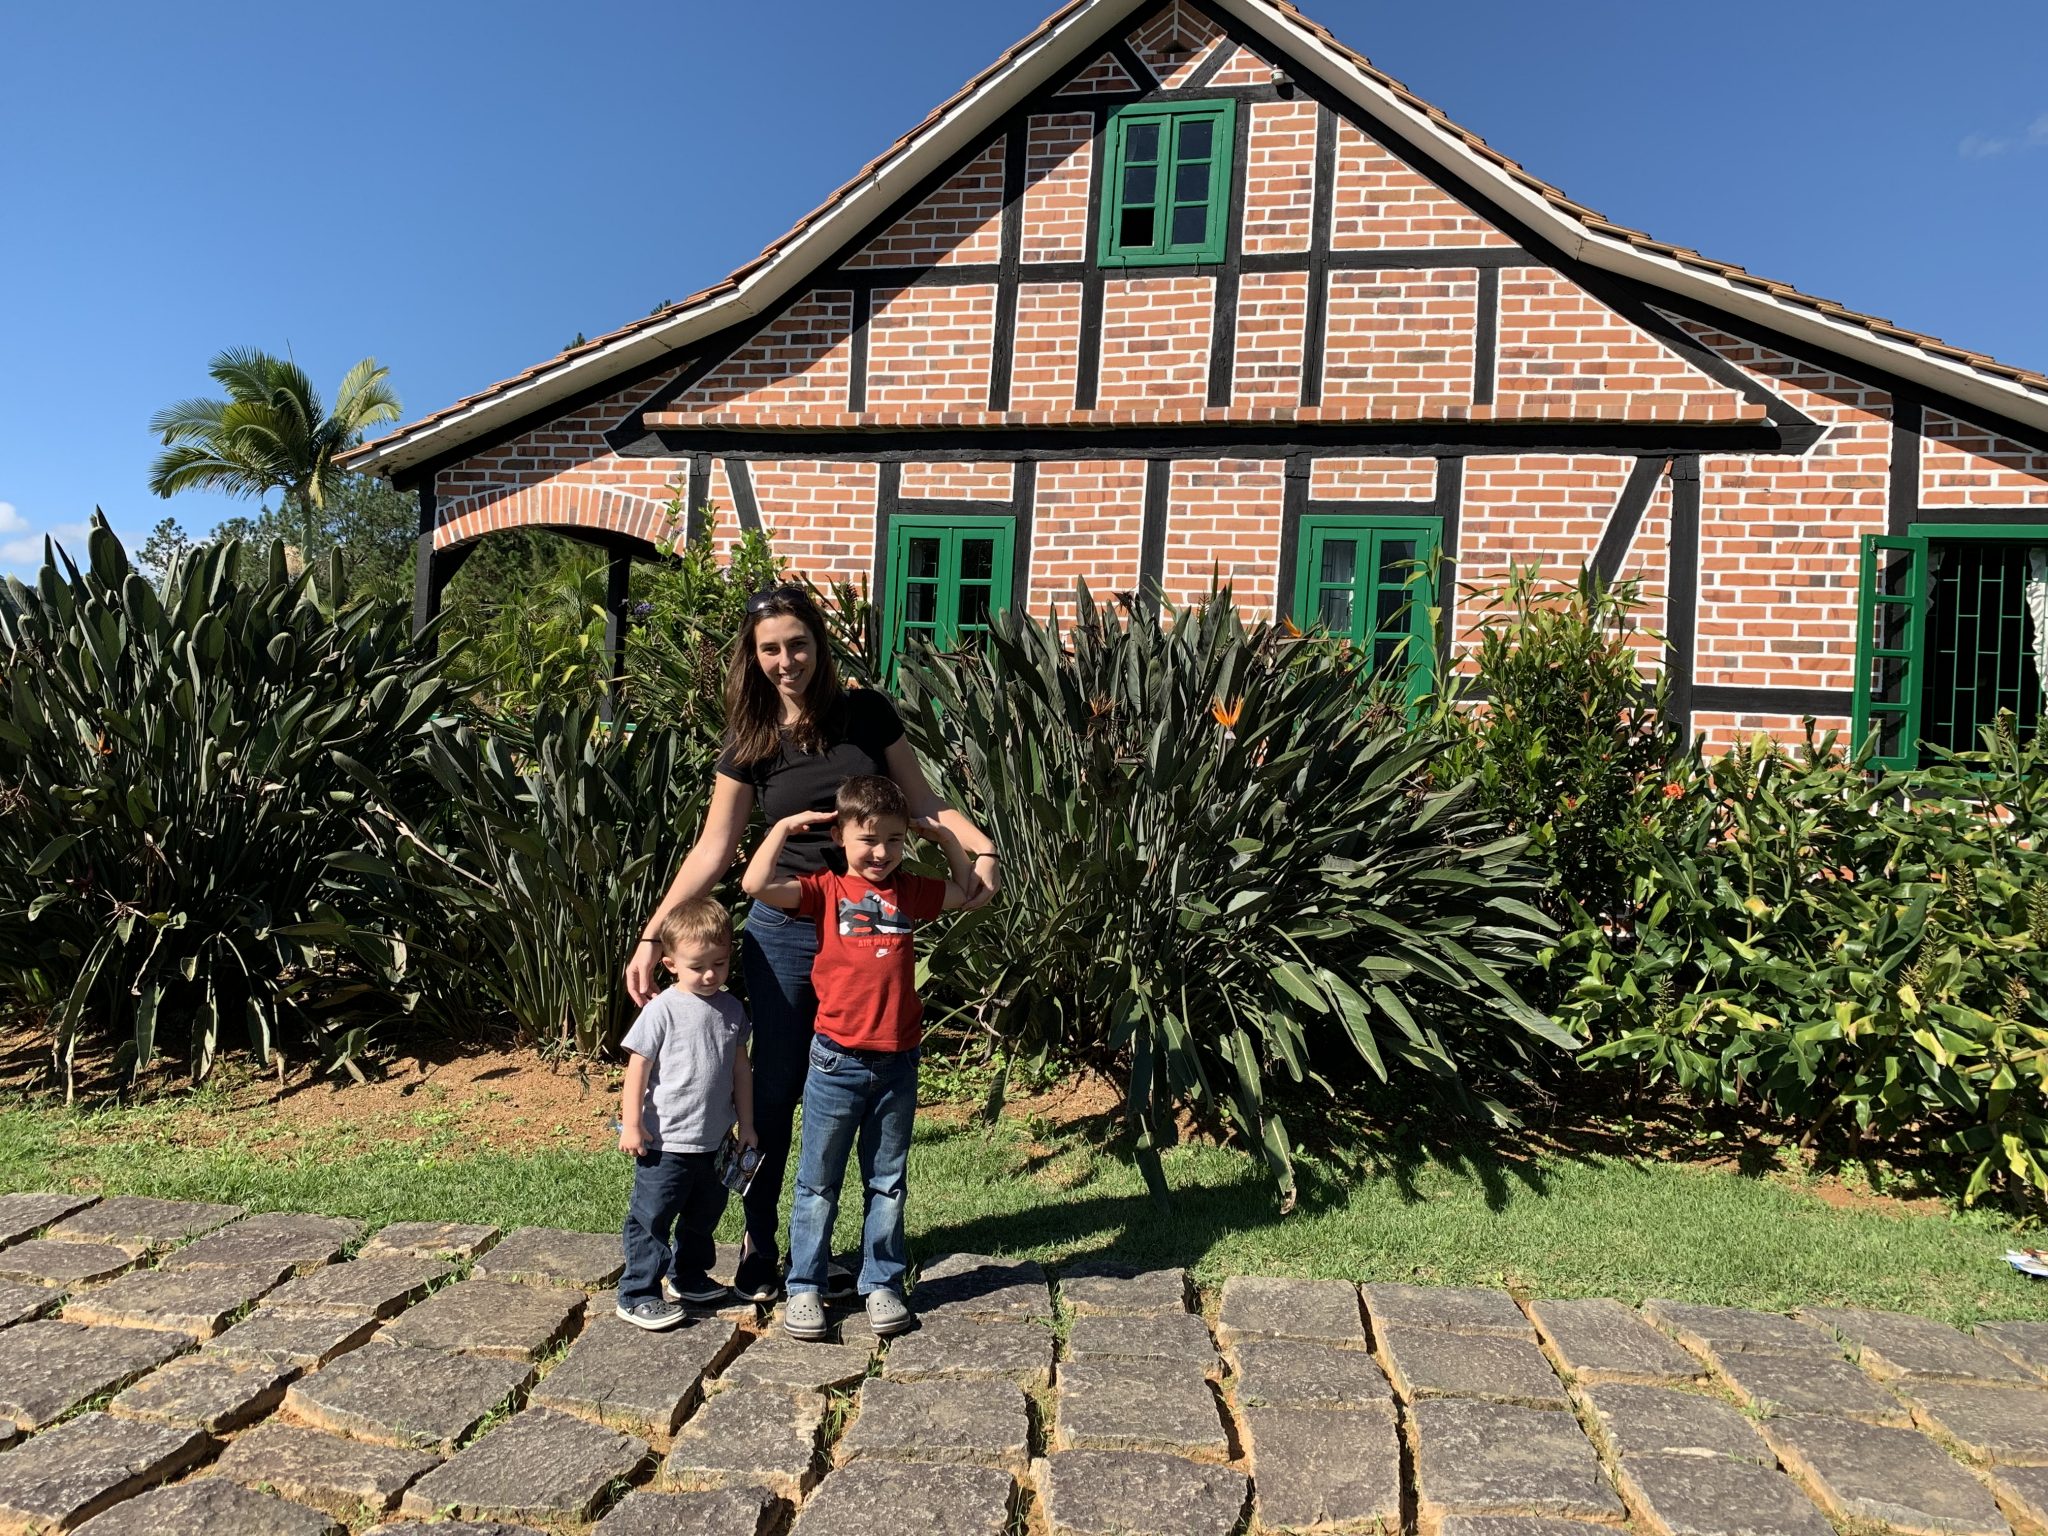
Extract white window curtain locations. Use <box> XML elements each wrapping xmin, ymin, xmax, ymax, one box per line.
<box><xmin>2029</xmin><ymin>546</ymin><xmax>2048</xmax><ymax>702</ymax></box>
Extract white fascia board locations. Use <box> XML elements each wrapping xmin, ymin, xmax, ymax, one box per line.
<box><xmin>351</xmin><ymin>0</ymin><xmax>1147</xmax><ymax>479</ymax></box>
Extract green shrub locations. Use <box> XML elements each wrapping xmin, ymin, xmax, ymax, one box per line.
<box><xmin>1568</xmin><ymin>719</ymin><xmax>2048</xmax><ymax>1205</ymax></box>
<box><xmin>899</xmin><ymin>584</ymin><xmax>1566</xmax><ymax>1205</ymax></box>
<box><xmin>0</xmin><ymin>517</ymin><xmax>457</xmax><ymax>1092</ymax></box>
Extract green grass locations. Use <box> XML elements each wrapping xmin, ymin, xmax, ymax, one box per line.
<box><xmin>1</xmin><ymin>1097</ymin><xmax>2042</xmax><ymax>1326</ymax></box>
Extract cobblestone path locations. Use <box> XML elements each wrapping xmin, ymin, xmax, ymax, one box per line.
<box><xmin>0</xmin><ymin>1191</ymin><xmax>2043</xmax><ymax>1534</ymax></box>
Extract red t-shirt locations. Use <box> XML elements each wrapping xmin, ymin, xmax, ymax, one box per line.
<box><xmin>796</xmin><ymin>869</ymin><xmax>946</xmax><ymax>1052</ymax></box>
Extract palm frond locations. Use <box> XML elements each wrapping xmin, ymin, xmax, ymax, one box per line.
<box><xmin>146</xmin><ymin>396</ymin><xmax>234</xmax><ymax>444</ymax></box>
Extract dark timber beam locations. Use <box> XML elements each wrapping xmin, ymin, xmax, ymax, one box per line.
<box><xmin>602</xmin><ymin>548</ymin><xmax>633</xmax><ymax>725</ymax></box>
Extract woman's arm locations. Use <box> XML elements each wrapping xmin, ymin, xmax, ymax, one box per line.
<box><xmin>883</xmin><ymin>736</ymin><xmax>1001</xmax><ymax>908</ymax></box>
<box><xmin>625</xmin><ymin>775</ymin><xmax>755</xmax><ymax>1006</ymax></box>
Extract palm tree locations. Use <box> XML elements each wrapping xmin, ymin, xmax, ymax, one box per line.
<box><xmin>148</xmin><ymin>348</ymin><xmax>402</xmax><ymax>558</ymax></box>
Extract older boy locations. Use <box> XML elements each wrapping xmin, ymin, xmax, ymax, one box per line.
<box><xmin>741</xmin><ymin>775</ymin><xmax>980</xmax><ymax>1339</ymax></box>
<box><xmin>617</xmin><ymin>896</ymin><xmax>754</xmax><ymax>1330</ymax></box>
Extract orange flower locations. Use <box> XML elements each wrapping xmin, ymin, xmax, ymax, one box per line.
<box><xmin>1662</xmin><ymin>782</ymin><xmax>1685</xmax><ymax>800</ymax></box>
<box><xmin>1211</xmin><ymin>697</ymin><xmax>1244</xmax><ymax>730</ymax></box>
<box><xmin>1281</xmin><ymin>616</ymin><xmax>1303</xmax><ymax>638</ymax></box>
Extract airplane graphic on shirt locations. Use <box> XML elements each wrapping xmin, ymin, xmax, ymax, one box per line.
<box><xmin>837</xmin><ymin>890</ymin><xmax>912</xmax><ymax>939</ymax></box>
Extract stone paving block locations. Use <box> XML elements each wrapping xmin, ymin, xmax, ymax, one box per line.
<box><xmin>910</xmin><ymin>1253</ymin><xmax>1051</xmax><ymax>1321</ymax></box>
<box><xmin>364</xmin><ymin>1524</ymin><xmax>549</xmax><ymax>1536</ymax></box>
<box><xmin>44</xmin><ymin>1194</ymin><xmax>243</xmax><ymax>1253</ymax></box>
<box><xmin>0</xmin><ymin>1281</ymin><xmax>61</xmax><ymax>1328</ymax></box>
<box><xmin>716</xmin><ymin>1332</ymin><xmax>872</xmax><ymax>1393</ymax></box>
<box><xmin>1528</xmin><ymin>1298</ymin><xmax>1703</xmax><ymax>1385</ymax></box>
<box><xmin>1715</xmin><ymin>1348</ymin><xmax>1912</xmax><ymax>1424</ymax></box>
<box><xmin>164</xmin><ymin>1212</ymin><xmax>363</xmax><ymax>1275</ymax></box>
<box><xmin>360</xmin><ymin>1221</ymin><xmax>502</xmax><ymax>1261</ymax></box>
<box><xmin>208</xmin><ymin>1420</ymin><xmax>440</xmax><ymax>1519</ymax></box>
<box><xmin>597</xmin><ymin>1486</ymin><xmax>780</xmax><ymax>1536</ymax></box>
<box><xmin>0</xmin><ymin>1411</ymin><xmax>210</xmax><ymax>1534</ymax></box>
<box><xmin>1064</xmin><ymin>1310</ymin><xmax>1216</xmax><ymax>1369</ymax></box>
<box><xmin>1805</xmin><ymin>1307</ymin><xmax>2039</xmax><ymax>1387</ymax></box>
<box><xmin>881</xmin><ymin>1315</ymin><xmax>1052</xmax><ymax>1385</ymax></box>
<box><xmin>0</xmin><ymin>1319</ymin><xmax>190</xmax><ymax>1430</ymax></box>
<box><xmin>1409</xmin><ymin>1398</ymin><xmax>1624</xmax><ymax>1523</ymax></box>
<box><xmin>472</xmin><ymin>1226</ymin><xmax>624</xmax><ymax>1290</ymax></box>
<box><xmin>532</xmin><ymin>1307</ymin><xmax>738</xmax><ymax>1444</ymax></box>
<box><xmin>205</xmin><ymin>1307</ymin><xmax>381</xmax><ymax>1371</ymax></box>
<box><xmin>1379</xmin><ymin>1321</ymin><xmax>1569</xmax><ymax>1407</ymax></box>
<box><xmin>1906</xmin><ymin>1381</ymin><xmax>2048</xmax><ymax>1465</ymax></box>
<box><xmin>0</xmin><ymin>1237</ymin><xmax>139</xmax><ymax>1287</ymax></box>
<box><xmin>1230</xmin><ymin>1335</ymin><xmax>1394</xmax><ymax>1409</ymax></box>
<box><xmin>284</xmin><ymin>1342</ymin><xmax>533</xmax><ymax>1452</ymax></box>
<box><xmin>399</xmin><ymin>1405</ymin><xmax>650</xmax><ymax>1523</ymax></box>
<box><xmin>1764</xmin><ymin>1414</ymin><xmax>2012</xmax><ymax>1536</ymax></box>
<box><xmin>1440</xmin><ymin>1521</ymin><xmax>1623</xmax><ymax>1536</ymax></box>
<box><xmin>791</xmin><ymin>1460</ymin><xmax>1014</xmax><ymax>1536</ymax></box>
<box><xmin>662</xmin><ymin>1384</ymin><xmax>824</xmax><ymax>1499</ymax></box>
<box><xmin>1034</xmin><ymin>1448</ymin><xmax>1249</xmax><ymax>1536</ymax></box>
<box><xmin>267</xmin><ymin>1255</ymin><xmax>454</xmax><ymax>1317</ymax></box>
<box><xmin>1578</xmin><ymin>1383</ymin><xmax>1771</xmax><ymax>1464</ymax></box>
<box><xmin>1362</xmin><ymin>1282</ymin><xmax>1534</xmax><ymax>1339</ymax></box>
<box><xmin>70</xmin><ymin>1480</ymin><xmax>342</xmax><ymax>1536</ymax></box>
<box><xmin>109</xmin><ymin>1351</ymin><xmax>294</xmax><ymax>1430</ymax></box>
<box><xmin>1057</xmin><ymin>1262</ymin><xmax>1188</xmax><ymax>1317</ymax></box>
<box><xmin>1978</xmin><ymin>1322</ymin><xmax>2048</xmax><ymax>1386</ymax></box>
<box><xmin>1641</xmin><ymin>1299</ymin><xmax>1835</xmax><ymax>1365</ymax></box>
<box><xmin>377</xmin><ymin>1278</ymin><xmax>583</xmax><ymax>1360</ymax></box>
<box><xmin>1989</xmin><ymin>1466</ymin><xmax>2048</xmax><ymax>1535</ymax></box>
<box><xmin>1615</xmin><ymin>1452</ymin><xmax>1835</xmax><ymax>1536</ymax></box>
<box><xmin>62</xmin><ymin>1259</ymin><xmax>289</xmax><ymax>1337</ymax></box>
<box><xmin>839</xmin><ymin>1375</ymin><xmax>1030</xmax><ymax>1470</ymax></box>
<box><xmin>1217</xmin><ymin>1275</ymin><xmax>1367</xmax><ymax>1349</ymax></box>
<box><xmin>0</xmin><ymin>1192</ymin><xmax>94</xmax><ymax>1250</ymax></box>
<box><xmin>1055</xmin><ymin>1357</ymin><xmax>1228</xmax><ymax>1458</ymax></box>
<box><xmin>1243</xmin><ymin>1403</ymin><xmax>1401</xmax><ymax>1534</ymax></box>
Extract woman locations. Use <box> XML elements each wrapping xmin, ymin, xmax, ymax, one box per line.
<box><xmin>624</xmin><ymin>584</ymin><xmax>999</xmax><ymax>1302</ymax></box>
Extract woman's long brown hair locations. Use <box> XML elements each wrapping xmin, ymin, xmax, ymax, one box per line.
<box><xmin>722</xmin><ymin>587</ymin><xmax>846</xmax><ymax>768</ymax></box>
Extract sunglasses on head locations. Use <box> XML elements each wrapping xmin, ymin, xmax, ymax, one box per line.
<box><xmin>744</xmin><ymin>583</ymin><xmax>809</xmax><ymax>615</ymax></box>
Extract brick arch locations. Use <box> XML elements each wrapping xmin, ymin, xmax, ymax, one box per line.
<box><xmin>433</xmin><ymin>482</ymin><xmax>676</xmax><ymax>552</ymax></box>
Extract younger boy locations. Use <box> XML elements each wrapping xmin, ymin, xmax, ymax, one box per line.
<box><xmin>741</xmin><ymin>775</ymin><xmax>981</xmax><ymax>1339</ymax></box>
<box><xmin>617</xmin><ymin>896</ymin><xmax>755</xmax><ymax>1330</ymax></box>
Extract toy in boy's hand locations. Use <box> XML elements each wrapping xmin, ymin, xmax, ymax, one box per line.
<box><xmin>2007</xmin><ymin>1248</ymin><xmax>2048</xmax><ymax>1279</ymax></box>
<box><xmin>717</xmin><ymin>1132</ymin><xmax>765</xmax><ymax>1195</ymax></box>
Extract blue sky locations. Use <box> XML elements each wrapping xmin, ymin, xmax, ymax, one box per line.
<box><xmin>3</xmin><ymin>1</ymin><xmax>2046</xmax><ymax>576</ymax></box>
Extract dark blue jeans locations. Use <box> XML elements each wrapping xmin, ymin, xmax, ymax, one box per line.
<box><xmin>787</xmin><ymin>1035</ymin><xmax>919</xmax><ymax>1297</ymax></box>
<box><xmin>620</xmin><ymin>1150</ymin><xmax>726</xmax><ymax>1307</ymax></box>
<box><xmin>737</xmin><ymin>901</ymin><xmax>819</xmax><ymax>1267</ymax></box>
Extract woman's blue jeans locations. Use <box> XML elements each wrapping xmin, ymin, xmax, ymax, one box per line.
<box><xmin>736</xmin><ymin>901</ymin><xmax>818</xmax><ymax>1267</ymax></box>
<box><xmin>786</xmin><ymin>1035</ymin><xmax>918</xmax><ymax>1298</ymax></box>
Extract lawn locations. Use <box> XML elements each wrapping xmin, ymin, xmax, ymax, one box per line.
<box><xmin>1</xmin><ymin>1076</ymin><xmax>2041</xmax><ymax>1327</ymax></box>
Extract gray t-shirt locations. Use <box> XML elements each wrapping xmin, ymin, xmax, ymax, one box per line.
<box><xmin>620</xmin><ymin>987</ymin><xmax>750</xmax><ymax>1153</ymax></box>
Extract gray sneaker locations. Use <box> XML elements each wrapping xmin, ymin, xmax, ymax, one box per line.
<box><xmin>617</xmin><ymin>1297</ymin><xmax>686</xmax><ymax>1332</ymax></box>
<box><xmin>865</xmin><ymin>1288</ymin><xmax>914</xmax><ymax>1337</ymax></box>
<box><xmin>783</xmin><ymin>1290</ymin><xmax>830</xmax><ymax>1341</ymax></box>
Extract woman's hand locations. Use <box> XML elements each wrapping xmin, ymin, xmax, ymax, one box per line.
<box><xmin>625</xmin><ymin>939</ymin><xmax>662</xmax><ymax>1007</ymax></box>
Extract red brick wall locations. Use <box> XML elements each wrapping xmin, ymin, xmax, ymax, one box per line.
<box><xmin>1328</xmin><ymin>120</ymin><xmax>1513</xmax><ymax>250</ymax></box>
<box><xmin>1010</xmin><ymin>282</ymin><xmax>1083</xmax><ymax>410</ymax></box>
<box><xmin>1495</xmin><ymin>272</ymin><xmax>1748</xmax><ymax>422</ymax></box>
<box><xmin>748</xmin><ymin>461</ymin><xmax>879</xmax><ymax>580</ymax></box>
<box><xmin>1242</xmin><ymin>101</ymin><xmax>1317</xmax><ymax>255</ymax></box>
<box><xmin>1320</xmin><ymin>269</ymin><xmax>1477</xmax><ymax>415</ymax></box>
<box><xmin>1098</xmin><ymin>276</ymin><xmax>1215</xmax><ymax>409</ymax></box>
<box><xmin>1029</xmin><ymin>460</ymin><xmax>1147</xmax><ymax>615</ymax></box>
<box><xmin>867</xmin><ymin>285</ymin><xmax>998</xmax><ymax>410</ymax></box>
<box><xmin>1128</xmin><ymin>1</ymin><xmax>1225</xmax><ymax>90</ymax></box>
<box><xmin>1021</xmin><ymin>114</ymin><xmax>1094</xmax><ymax>263</ymax></box>
<box><xmin>675</xmin><ymin>294</ymin><xmax>851</xmax><ymax>418</ymax></box>
<box><xmin>845</xmin><ymin>142</ymin><xmax>1005</xmax><ymax>270</ymax></box>
<box><xmin>1231</xmin><ymin>271</ymin><xmax>1309</xmax><ymax>409</ymax></box>
<box><xmin>1921</xmin><ymin>413</ymin><xmax>2048</xmax><ymax>507</ymax></box>
<box><xmin>900</xmin><ymin>462</ymin><xmax>1016</xmax><ymax>501</ymax></box>
<box><xmin>1310</xmin><ymin>458</ymin><xmax>1438</xmax><ymax>502</ymax></box>
<box><xmin>1162</xmin><ymin>459</ymin><xmax>1285</xmax><ymax>611</ymax></box>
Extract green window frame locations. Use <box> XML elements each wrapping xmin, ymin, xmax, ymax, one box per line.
<box><xmin>1853</xmin><ymin>523</ymin><xmax>2047</xmax><ymax>769</ymax></box>
<box><xmin>1291</xmin><ymin>514</ymin><xmax>1442</xmax><ymax>706</ymax></box>
<box><xmin>883</xmin><ymin>514</ymin><xmax>1016</xmax><ymax>669</ymax></box>
<box><xmin>1098</xmin><ymin>98</ymin><xmax>1237</xmax><ymax>268</ymax></box>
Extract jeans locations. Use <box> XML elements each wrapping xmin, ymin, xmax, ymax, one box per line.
<box><xmin>737</xmin><ymin>901</ymin><xmax>819</xmax><ymax>1266</ymax></box>
<box><xmin>787</xmin><ymin>1034</ymin><xmax>918</xmax><ymax>1298</ymax></box>
<box><xmin>620</xmin><ymin>1149</ymin><xmax>726</xmax><ymax>1307</ymax></box>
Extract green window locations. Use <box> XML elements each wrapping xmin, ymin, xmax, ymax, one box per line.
<box><xmin>884</xmin><ymin>514</ymin><xmax>1015</xmax><ymax>666</ymax></box>
<box><xmin>1291</xmin><ymin>515</ymin><xmax>1442</xmax><ymax>705</ymax></box>
<box><xmin>1098</xmin><ymin>99</ymin><xmax>1237</xmax><ymax>268</ymax></box>
<box><xmin>1853</xmin><ymin>526</ymin><xmax>2046</xmax><ymax>769</ymax></box>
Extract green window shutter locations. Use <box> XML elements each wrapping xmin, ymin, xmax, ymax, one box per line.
<box><xmin>1099</xmin><ymin>99</ymin><xmax>1236</xmax><ymax>268</ymax></box>
<box><xmin>1852</xmin><ymin>533</ymin><xmax>1928</xmax><ymax>769</ymax></box>
<box><xmin>1292</xmin><ymin>515</ymin><xmax>1442</xmax><ymax>708</ymax></box>
<box><xmin>883</xmin><ymin>515</ymin><xmax>1016</xmax><ymax>675</ymax></box>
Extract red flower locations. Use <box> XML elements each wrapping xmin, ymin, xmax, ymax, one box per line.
<box><xmin>1662</xmin><ymin>782</ymin><xmax>1685</xmax><ymax>800</ymax></box>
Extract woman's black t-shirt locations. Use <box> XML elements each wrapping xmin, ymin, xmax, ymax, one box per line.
<box><xmin>714</xmin><ymin>689</ymin><xmax>907</xmax><ymax>874</ymax></box>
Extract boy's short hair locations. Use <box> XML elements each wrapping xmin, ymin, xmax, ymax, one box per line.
<box><xmin>836</xmin><ymin>774</ymin><xmax>910</xmax><ymax>827</ymax></box>
<box><xmin>659</xmin><ymin>896</ymin><xmax>731</xmax><ymax>955</ymax></box>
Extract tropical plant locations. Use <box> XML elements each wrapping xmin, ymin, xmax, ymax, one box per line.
<box><xmin>147</xmin><ymin>348</ymin><xmax>402</xmax><ymax>558</ymax></box>
<box><xmin>0</xmin><ymin>517</ymin><xmax>457</xmax><ymax>1094</ymax></box>
<box><xmin>897</xmin><ymin>584</ymin><xmax>1566</xmax><ymax>1205</ymax></box>
<box><xmin>447</xmin><ymin>548</ymin><xmax>614</xmax><ymax>722</ymax></box>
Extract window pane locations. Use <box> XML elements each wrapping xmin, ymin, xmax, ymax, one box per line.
<box><xmin>1178</xmin><ymin>118</ymin><xmax>1213</xmax><ymax>160</ymax></box>
<box><xmin>1373</xmin><ymin>636</ymin><xmax>1403</xmax><ymax>673</ymax></box>
<box><xmin>1317</xmin><ymin>587</ymin><xmax>1353</xmax><ymax>634</ymax></box>
<box><xmin>957</xmin><ymin>584</ymin><xmax>993</xmax><ymax>632</ymax></box>
<box><xmin>1119</xmin><ymin>205</ymin><xmax>1156</xmax><ymax>248</ymax></box>
<box><xmin>1377</xmin><ymin>539</ymin><xmax>1417</xmax><ymax>581</ymax></box>
<box><xmin>1318</xmin><ymin>539</ymin><xmax>1357</xmax><ymax>587</ymax></box>
<box><xmin>1375</xmin><ymin>586</ymin><xmax>1408</xmax><ymax>634</ymax></box>
<box><xmin>1125</xmin><ymin>121</ymin><xmax>1161</xmax><ymax>162</ymax></box>
<box><xmin>959</xmin><ymin>538</ymin><xmax>994</xmax><ymax>581</ymax></box>
<box><xmin>907</xmin><ymin>536</ymin><xmax>941</xmax><ymax>580</ymax></box>
<box><xmin>1174</xmin><ymin>161</ymin><xmax>1209</xmax><ymax>203</ymax></box>
<box><xmin>1122</xmin><ymin>164</ymin><xmax>1157</xmax><ymax>207</ymax></box>
<box><xmin>1170</xmin><ymin>204</ymin><xmax>1208</xmax><ymax>246</ymax></box>
<box><xmin>904</xmin><ymin>581</ymin><xmax>938</xmax><ymax>628</ymax></box>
